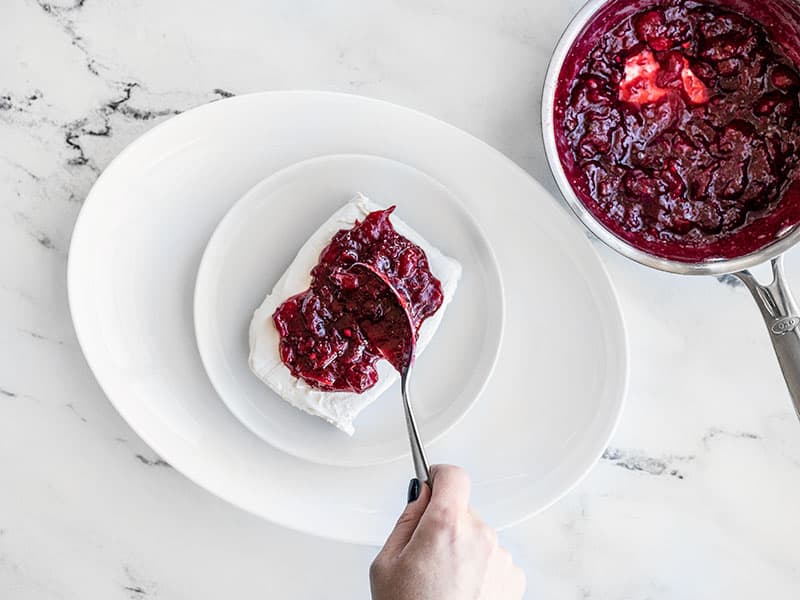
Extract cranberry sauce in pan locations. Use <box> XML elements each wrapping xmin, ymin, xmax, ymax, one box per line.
<box><xmin>556</xmin><ymin>0</ymin><xmax>800</xmax><ymax>261</ymax></box>
<box><xmin>273</xmin><ymin>208</ymin><xmax>442</xmax><ymax>393</ymax></box>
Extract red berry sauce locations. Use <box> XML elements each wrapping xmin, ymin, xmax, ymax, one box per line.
<box><xmin>556</xmin><ymin>0</ymin><xmax>800</xmax><ymax>261</ymax></box>
<box><xmin>273</xmin><ymin>208</ymin><xmax>443</xmax><ymax>392</ymax></box>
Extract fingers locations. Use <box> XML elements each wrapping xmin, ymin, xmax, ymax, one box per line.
<box><xmin>411</xmin><ymin>465</ymin><xmax>471</xmax><ymax>546</ymax></box>
<box><xmin>472</xmin><ymin>512</ymin><xmax>526</xmax><ymax>600</ymax></box>
<box><xmin>382</xmin><ymin>466</ymin><xmax>471</xmax><ymax>555</ymax></box>
<box><xmin>508</xmin><ymin>564</ymin><xmax>527</xmax><ymax>599</ymax></box>
<box><xmin>380</xmin><ymin>478</ymin><xmax>432</xmax><ymax>554</ymax></box>
<box><xmin>493</xmin><ymin>539</ymin><xmax>526</xmax><ymax>599</ymax></box>
<box><xmin>427</xmin><ymin>464</ymin><xmax>471</xmax><ymax>515</ymax></box>
<box><xmin>499</xmin><ymin>555</ymin><xmax>527</xmax><ymax>600</ymax></box>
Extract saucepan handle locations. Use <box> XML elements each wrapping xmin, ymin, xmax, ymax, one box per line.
<box><xmin>735</xmin><ymin>255</ymin><xmax>800</xmax><ymax>421</ymax></box>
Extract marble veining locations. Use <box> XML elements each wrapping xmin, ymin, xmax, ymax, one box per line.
<box><xmin>122</xmin><ymin>565</ymin><xmax>156</xmax><ymax>599</ymax></box>
<box><xmin>2</xmin><ymin>0</ymin><xmax>800</xmax><ymax>598</ymax></box>
<box><xmin>601</xmin><ymin>447</ymin><xmax>695</xmax><ymax>479</ymax></box>
<box><xmin>716</xmin><ymin>273</ymin><xmax>743</xmax><ymax>287</ymax></box>
<box><xmin>134</xmin><ymin>455</ymin><xmax>171</xmax><ymax>469</ymax></box>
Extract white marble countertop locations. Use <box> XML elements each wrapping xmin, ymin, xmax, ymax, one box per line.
<box><xmin>2</xmin><ymin>0</ymin><xmax>800</xmax><ymax>598</ymax></box>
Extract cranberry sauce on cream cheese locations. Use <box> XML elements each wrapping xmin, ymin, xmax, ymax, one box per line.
<box><xmin>556</xmin><ymin>0</ymin><xmax>800</xmax><ymax>261</ymax></box>
<box><xmin>272</xmin><ymin>207</ymin><xmax>442</xmax><ymax>393</ymax></box>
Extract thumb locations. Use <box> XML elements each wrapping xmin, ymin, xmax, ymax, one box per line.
<box><xmin>381</xmin><ymin>478</ymin><xmax>432</xmax><ymax>554</ymax></box>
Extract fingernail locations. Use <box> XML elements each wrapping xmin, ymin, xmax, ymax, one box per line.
<box><xmin>407</xmin><ymin>478</ymin><xmax>421</xmax><ymax>503</ymax></box>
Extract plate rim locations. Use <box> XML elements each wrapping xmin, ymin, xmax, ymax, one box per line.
<box><xmin>192</xmin><ymin>151</ymin><xmax>507</xmax><ymax>467</ymax></box>
<box><xmin>67</xmin><ymin>90</ymin><xmax>629</xmax><ymax>544</ymax></box>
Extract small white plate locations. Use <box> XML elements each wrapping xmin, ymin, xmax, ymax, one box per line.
<box><xmin>194</xmin><ymin>154</ymin><xmax>504</xmax><ymax>467</ymax></box>
<box><xmin>68</xmin><ymin>91</ymin><xmax>627</xmax><ymax>545</ymax></box>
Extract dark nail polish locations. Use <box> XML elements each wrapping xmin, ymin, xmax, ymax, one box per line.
<box><xmin>407</xmin><ymin>478</ymin><xmax>421</xmax><ymax>503</ymax></box>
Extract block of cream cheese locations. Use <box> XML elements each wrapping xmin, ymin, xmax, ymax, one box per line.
<box><xmin>248</xmin><ymin>195</ymin><xmax>461</xmax><ymax>435</ymax></box>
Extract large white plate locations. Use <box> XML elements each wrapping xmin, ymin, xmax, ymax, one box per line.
<box><xmin>68</xmin><ymin>91</ymin><xmax>628</xmax><ymax>545</ymax></box>
<box><xmin>194</xmin><ymin>154</ymin><xmax>504</xmax><ymax>467</ymax></box>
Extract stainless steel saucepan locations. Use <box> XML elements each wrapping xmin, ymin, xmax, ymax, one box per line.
<box><xmin>542</xmin><ymin>0</ymin><xmax>800</xmax><ymax>421</ymax></box>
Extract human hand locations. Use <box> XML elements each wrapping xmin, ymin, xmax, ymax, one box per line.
<box><xmin>370</xmin><ymin>465</ymin><xmax>526</xmax><ymax>600</ymax></box>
